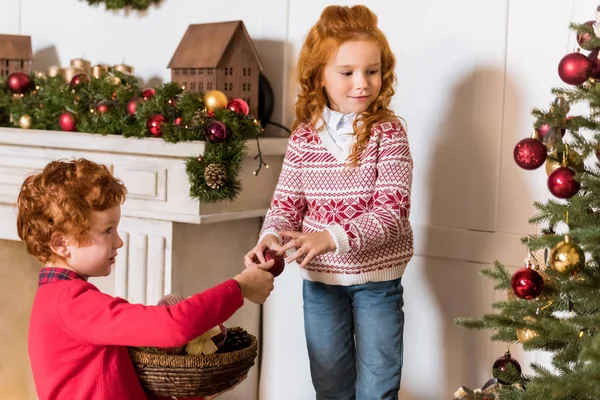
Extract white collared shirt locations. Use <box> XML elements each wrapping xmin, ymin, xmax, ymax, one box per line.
<box><xmin>322</xmin><ymin>106</ymin><xmax>357</xmax><ymax>154</ymax></box>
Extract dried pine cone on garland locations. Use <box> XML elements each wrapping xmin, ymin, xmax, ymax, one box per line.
<box><xmin>204</xmin><ymin>164</ymin><xmax>228</xmax><ymax>189</ymax></box>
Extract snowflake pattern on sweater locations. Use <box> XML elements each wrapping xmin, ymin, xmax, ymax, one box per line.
<box><xmin>261</xmin><ymin>120</ymin><xmax>414</xmax><ymax>286</ymax></box>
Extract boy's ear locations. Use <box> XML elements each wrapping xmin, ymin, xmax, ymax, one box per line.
<box><xmin>49</xmin><ymin>232</ymin><xmax>70</xmax><ymax>259</ymax></box>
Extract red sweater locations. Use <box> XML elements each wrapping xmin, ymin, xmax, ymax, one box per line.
<box><xmin>29</xmin><ymin>267</ymin><xmax>243</xmax><ymax>400</ymax></box>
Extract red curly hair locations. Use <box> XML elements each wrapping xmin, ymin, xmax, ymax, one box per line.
<box><xmin>16</xmin><ymin>158</ymin><xmax>127</xmax><ymax>263</ymax></box>
<box><xmin>294</xmin><ymin>5</ymin><xmax>403</xmax><ymax>166</ymax></box>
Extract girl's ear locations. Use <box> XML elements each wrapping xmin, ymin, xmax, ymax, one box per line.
<box><xmin>49</xmin><ymin>232</ymin><xmax>70</xmax><ymax>259</ymax></box>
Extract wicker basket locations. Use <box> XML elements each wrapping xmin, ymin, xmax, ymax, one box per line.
<box><xmin>128</xmin><ymin>327</ymin><xmax>257</xmax><ymax>398</ymax></box>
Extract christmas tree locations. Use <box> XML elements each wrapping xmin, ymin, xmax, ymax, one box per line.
<box><xmin>455</xmin><ymin>8</ymin><xmax>600</xmax><ymax>400</ymax></box>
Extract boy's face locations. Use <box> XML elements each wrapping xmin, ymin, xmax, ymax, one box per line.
<box><xmin>65</xmin><ymin>206</ymin><xmax>123</xmax><ymax>278</ymax></box>
<box><xmin>322</xmin><ymin>39</ymin><xmax>382</xmax><ymax>115</ymax></box>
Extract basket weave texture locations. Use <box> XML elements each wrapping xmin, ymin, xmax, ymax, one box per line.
<box><xmin>128</xmin><ymin>327</ymin><xmax>257</xmax><ymax>398</ymax></box>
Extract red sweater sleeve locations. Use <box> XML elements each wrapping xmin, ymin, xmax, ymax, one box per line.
<box><xmin>55</xmin><ymin>279</ymin><xmax>243</xmax><ymax>348</ymax></box>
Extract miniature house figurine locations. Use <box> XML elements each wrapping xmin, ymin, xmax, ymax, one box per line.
<box><xmin>0</xmin><ymin>34</ymin><xmax>32</xmax><ymax>78</ymax></box>
<box><xmin>168</xmin><ymin>21</ymin><xmax>263</xmax><ymax>115</ymax></box>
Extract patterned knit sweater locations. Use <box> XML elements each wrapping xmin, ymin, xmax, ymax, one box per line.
<box><xmin>260</xmin><ymin>119</ymin><xmax>414</xmax><ymax>286</ymax></box>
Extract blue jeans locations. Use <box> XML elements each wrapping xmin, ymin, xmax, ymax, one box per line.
<box><xmin>303</xmin><ymin>278</ymin><xmax>404</xmax><ymax>400</ymax></box>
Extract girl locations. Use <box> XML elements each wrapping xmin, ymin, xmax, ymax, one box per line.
<box><xmin>245</xmin><ymin>5</ymin><xmax>413</xmax><ymax>400</ymax></box>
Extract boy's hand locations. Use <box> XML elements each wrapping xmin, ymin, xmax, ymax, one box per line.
<box><xmin>234</xmin><ymin>261</ymin><xmax>275</xmax><ymax>304</ymax></box>
<box><xmin>244</xmin><ymin>234</ymin><xmax>282</xmax><ymax>267</ymax></box>
<box><xmin>279</xmin><ymin>230</ymin><xmax>336</xmax><ymax>268</ymax></box>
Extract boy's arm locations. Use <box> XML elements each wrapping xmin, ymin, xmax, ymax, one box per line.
<box><xmin>56</xmin><ymin>279</ymin><xmax>243</xmax><ymax>348</ymax></box>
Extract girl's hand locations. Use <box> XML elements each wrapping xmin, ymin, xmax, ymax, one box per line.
<box><xmin>244</xmin><ymin>234</ymin><xmax>282</xmax><ymax>267</ymax></box>
<box><xmin>279</xmin><ymin>230</ymin><xmax>336</xmax><ymax>268</ymax></box>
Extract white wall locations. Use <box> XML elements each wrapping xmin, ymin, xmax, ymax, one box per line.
<box><xmin>1</xmin><ymin>0</ymin><xmax>596</xmax><ymax>399</ymax></box>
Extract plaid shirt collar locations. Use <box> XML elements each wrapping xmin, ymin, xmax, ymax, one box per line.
<box><xmin>38</xmin><ymin>267</ymin><xmax>87</xmax><ymax>286</ymax></box>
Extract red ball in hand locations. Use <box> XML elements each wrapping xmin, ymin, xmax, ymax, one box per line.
<box><xmin>264</xmin><ymin>249</ymin><xmax>285</xmax><ymax>277</ymax></box>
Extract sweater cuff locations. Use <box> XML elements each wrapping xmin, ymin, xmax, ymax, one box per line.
<box><xmin>325</xmin><ymin>224</ymin><xmax>351</xmax><ymax>255</ymax></box>
<box><xmin>223</xmin><ymin>279</ymin><xmax>244</xmax><ymax>307</ymax></box>
<box><xmin>258</xmin><ymin>228</ymin><xmax>281</xmax><ymax>244</ymax></box>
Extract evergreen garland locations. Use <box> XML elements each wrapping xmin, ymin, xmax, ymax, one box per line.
<box><xmin>0</xmin><ymin>69</ymin><xmax>263</xmax><ymax>203</ymax></box>
<box><xmin>82</xmin><ymin>0</ymin><xmax>161</xmax><ymax>11</ymax></box>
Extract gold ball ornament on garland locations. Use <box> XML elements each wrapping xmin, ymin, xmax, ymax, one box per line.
<box><xmin>550</xmin><ymin>234</ymin><xmax>585</xmax><ymax>275</ymax></box>
<box><xmin>516</xmin><ymin>315</ymin><xmax>538</xmax><ymax>343</ymax></box>
<box><xmin>18</xmin><ymin>115</ymin><xmax>32</xmax><ymax>129</ymax></box>
<box><xmin>204</xmin><ymin>90</ymin><xmax>228</xmax><ymax>111</ymax></box>
<box><xmin>105</xmin><ymin>76</ymin><xmax>121</xmax><ymax>86</ymax></box>
<box><xmin>204</xmin><ymin>163</ymin><xmax>228</xmax><ymax>189</ymax></box>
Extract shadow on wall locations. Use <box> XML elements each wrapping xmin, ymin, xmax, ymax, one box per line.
<box><xmin>399</xmin><ymin>68</ymin><xmax>524</xmax><ymax>400</ymax></box>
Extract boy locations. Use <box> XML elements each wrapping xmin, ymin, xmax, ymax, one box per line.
<box><xmin>17</xmin><ymin>158</ymin><xmax>275</xmax><ymax>400</ymax></box>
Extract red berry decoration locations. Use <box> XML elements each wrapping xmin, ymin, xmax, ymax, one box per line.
<box><xmin>6</xmin><ymin>72</ymin><xmax>30</xmax><ymax>94</ymax></box>
<box><xmin>264</xmin><ymin>249</ymin><xmax>285</xmax><ymax>277</ymax></box>
<box><xmin>558</xmin><ymin>52</ymin><xmax>592</xmax><ymax>85</ymax></box>
<box><xmin>142</xmin><ymin>88</ymin><xmax>156</xmax><ymax>100</ymax></box>
<box><xmin>492</xmin><ymin>351</ymin><xmax>522</xmax><ymax>385</ymax></box>
<box><xmin>511</xmin><ymin>265</ymin><xmax>544</xmax><ymax>300</ymax></box>
<box><xmin>227</xmin><ymin>98</ymin><xmax>250</xmax><ymax>115</ymax></box>
<box><xmin>58</xmin><ymin>112</ymin><xmax>76</xmax><ymax>131</ymax></box>
<box><xmin>577</xmin><ymin>20</ymin><xmax>596</xmax><ymax>50</ymax></box>
<box><xmin>513</xmin><ymin>137</ymin><xmax>547</xmax><ymax>170</ymax></box>
<box><xmin>70</xmin><ymin>73</ymin><xmax>90</xmax><ymax>88</ymax></box>
<box><xmin>548</xmin><ymin>167</ymin><xmax>580</xmax><ymax>199</ymax></box>
<box><xmin>126</xmin><ymin>97</ymin><xmax>140</xmax><ymax>116</ymax></box>
<box><xmin>147</xmin><ymin>114</ymin><xmax>165</xmax><ymax>136</ymax></box>
<box><xmin>206</xmin><ymin>121</ymin><xmax>228</xmax><ymax>143</ymax></box>
<box><xmin>97</xmin><ymin>103</ymin><xmax>109</xmax><ymax>114</ymax></box>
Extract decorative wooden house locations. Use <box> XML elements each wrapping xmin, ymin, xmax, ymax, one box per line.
<box><xmin>168</xmin><ymin>21</ymin><xmax>263</xmax><ymax>115</ymax></box>
<box><xmin>0</xmin><ymin>34</ymin><xmax>32</xmax><ymax>78</ymax></box>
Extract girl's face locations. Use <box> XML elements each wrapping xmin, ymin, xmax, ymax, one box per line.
<box><xmin>322</xmin><ymin>39</ymin><xmax>382</xmax><ymax>114</ymax></box>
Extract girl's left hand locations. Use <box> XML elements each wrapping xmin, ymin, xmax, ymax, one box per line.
<box><xmin>279</xmin><ymin>230</ymin><xmax>336</xmax><ymax>268</ymax></box>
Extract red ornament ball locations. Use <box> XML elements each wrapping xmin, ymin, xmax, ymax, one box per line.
<box><xmin>58</xmin><ymin>112</ymin><xmax>76</xmax><ymax>131</ymax></box>
<box><xmin>264</xmin><ymin>249</ymin><xmax>285</xmax><ymax>277</ymax></box>
<box><xmin>511</xmin><ymin>267</ymin><xmax>544</xmax><ymax>300</ymax></box>
<box><xmin>492</xmin><ymin>352</ymin><xmax>522</xmax><ymax>385</ymax></box>
<box><xmin>548</xmin><ymin>167</ymin><xmax>580</xmax><ymax>198</ymax></box>
<box><xmin>6</xmin><ymin>72</ymin><xmax>30</xmax><ymax>94</ymax></box>
<box><xmin>97</xmin><ymin>103</ymin><xmax>109</xmax><ymax>114</ymax></box>
<box><xmin>206</xmin><ymin>121</ymin><xmax>227</xmax><ymax>143</ymax></box>
<box><xmin>513</xmin><ymin>137</ymin><xmax>547</xmax><ymax>170</ymax></box>
<box><xmin>577</xmin><ymin>20</ymin><xmax>596</xmax><ymax>50</ymax></box>
<box><xmin>536</xmin><ymin>124</ymin><xmax>551</xmax><ymax>137</ymax></box>
<box><xmin>174</xmin><ymin>117</ymin><xmax>182</xmax><ymax>126</ymax></box>
<box><xmin>227</xmin><ymin>98</ymin><xmax>250</xmax><ymax>115</ymax></box>
<box><xmin>588</xmin><ymin>48</ymin><xmax>600</xmax><ymax>79</ymax></box>
<box><xmin>70</xmin><ymin>73</ymin><xmax>90</xmax><ymax>88</ymax></box>
<box><xmin>558</xmin><ymin>52</ymin><xmax>592</xmax><ymax>85</ymax></box>
<box><xmin>142</xmin><ymin>88</ymin><xmax>156</xmax><ymax>101</ymax></box>
<box><xmin>147</xmin><ymin>114</ymin><xmax>165</xmax><ymax>136</ymax></box>
<box><xmin>126</xmin><ymin>97</ymin><xmax>141</xmax><ymax>116</ymax></box>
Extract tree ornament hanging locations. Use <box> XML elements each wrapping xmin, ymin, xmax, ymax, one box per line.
<box><xmin>577</xmin><ymin>20</ymin><xmax>596</xmax><ymax>50</ymax></box>
<box><xmin>550</xmin><ymin>234</ymin><xmax>585</xmax><ymax>275</ymax></box>
<box><xmin>204</xmin><ymin>163</ymin><xmax>228</xmax><ymax>189</ymax></box>
<box><xmin>227</xmin><ymin>98</ymin><xmax>250</xmax><ymax>115</ymax></box>
<box><xmin>513</xmin><ymin>131</ymin><xmax>547</xmax><ymax>170</ymax></box>
<box><xmin>511</xmin><ymin>261</ymin><xmax>544</xmax><ymax>300</ymax></box>
<box><xmin>492</xmin><ymin>351</ymin><xmax>522</xmax><ymax>385</ymax></box>
<box><xmin>548</xmin><ymin>167</ymin><xmax>580</xmax><ymax>198</ymax></box>
<box><xmin>558</xmin><ymin>51</ymin><xmax>592</xmax><ymax>85</ymax></box>
<box><xmin>142</xmin><ymin>88</ymin><xmax>156</xmax><ymax>101</ymax></box>
<box><xmin>147</xmin><ymin>114</ymin><xmax>165</xmax><ymax>136</ymax></box>
<box><xmin>58</xmin><ymin>112</ymin><xmax>76</xmax><ymax>131</ymax></box>
<box><xmin>70</xmin><ymin>73</ymin><xmax>90</xmax><ymax>88</ymax></box>
<box><xmin>516</xmin><ymin>315</ymin><xmax>538</xmax><ymax>343</ymax></box>
<box><xmin>545</xmin><ymin>149</ymin><xmax>584</xmax><ymax>176</ymax></box>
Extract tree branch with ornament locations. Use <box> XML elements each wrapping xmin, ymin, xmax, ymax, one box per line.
<box><xmin>0</xmin><ymin>67</ymin><xmax>265</xmax><ymax>204</ymax></box>
<box><xmin>456</xmin><ymin>7</ymin><xmax>600</xmax><ymax>399</ymax></box>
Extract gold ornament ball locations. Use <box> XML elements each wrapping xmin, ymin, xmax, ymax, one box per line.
<box><xmin>545</xmin><ymin>150</ymin><xmax>584</xmax><ymax>176</ymax></box>
<box><xmin>550</xmin><ymin>237</ymin><xmax>585</xmax><ymax>275</ymax></box>
<box><xmin>105</xmin><ymin>76</ymin><xmax>121</xmax><ymax>86</ymax></box>
<box><xmin>18</xmin><ymin>115</ymin><xmax>32</xmax><ymax>129</ymax></box>
<box><xmin>204</xmin><ymin>90</ymin><xmax>228</xmax><ymax>111</ymax></box>
<box><xmin>516</xmin><ymin>316</ymin><xmax>538</xmax><ymax>343</ymax></box>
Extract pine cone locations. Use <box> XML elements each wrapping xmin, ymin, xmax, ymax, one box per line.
<box><xmin>204</xmin><ymin>163</ymin><xmax>228</xmax><ymax>189</ymax></box>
